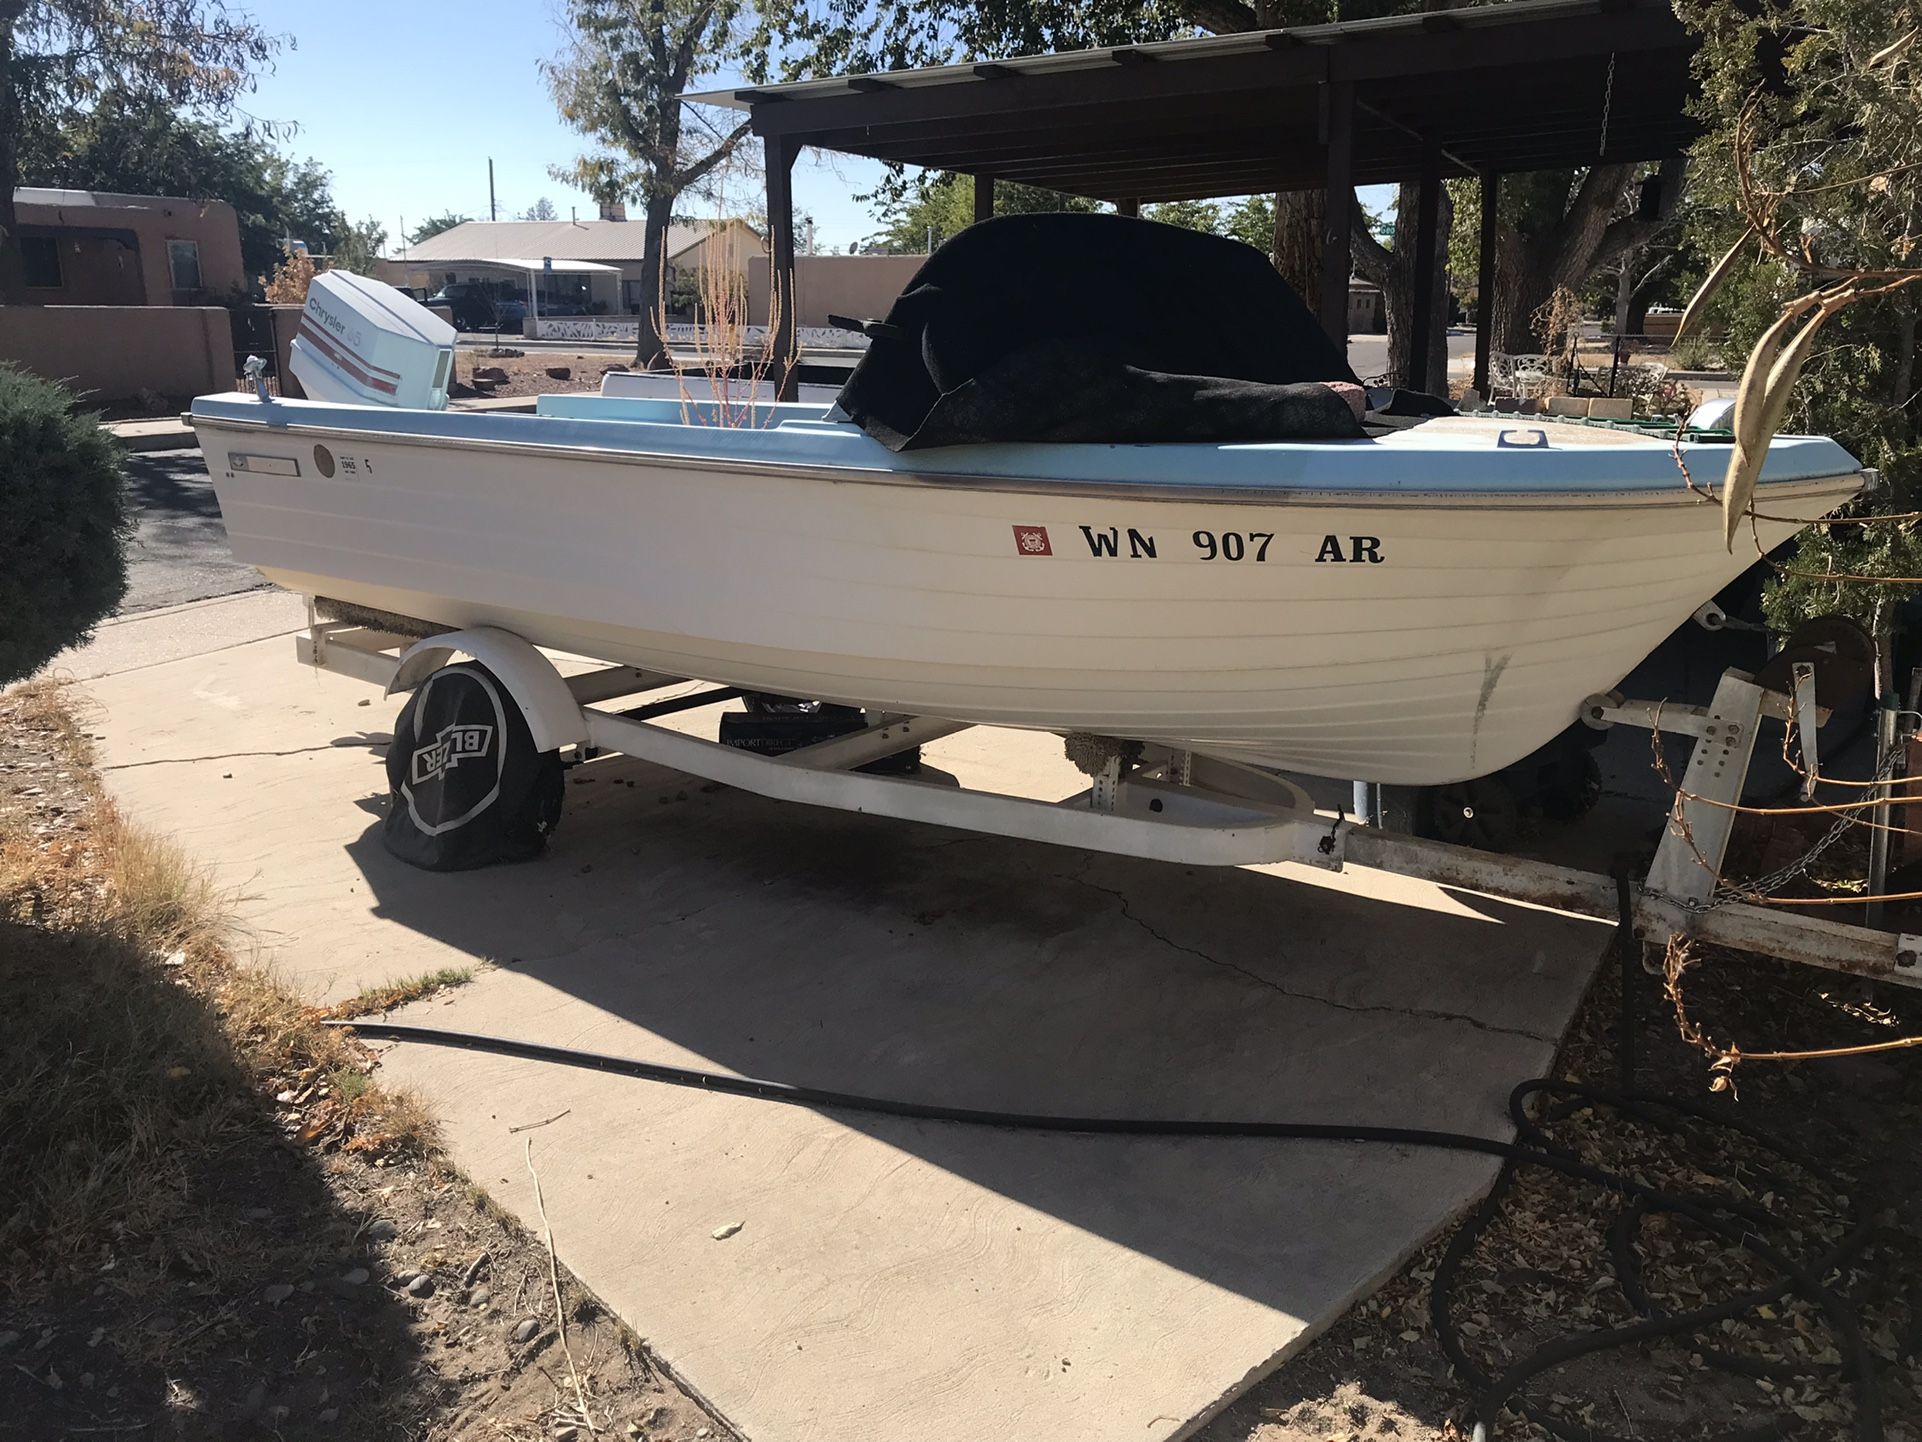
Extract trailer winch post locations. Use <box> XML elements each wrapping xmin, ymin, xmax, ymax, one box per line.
<box><xmin>1640</xmin><ymin>671</ymin><xmax>1765</xmax><ymax>912</ymax></box>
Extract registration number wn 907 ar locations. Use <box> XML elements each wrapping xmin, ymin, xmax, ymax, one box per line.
<box><xmin>1044</xmin><ymin>524</ymin><xmax>1385</xmax><ymax>564</ymax></box>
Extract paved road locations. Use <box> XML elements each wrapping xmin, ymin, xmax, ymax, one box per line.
<box><xmin>120</xmin><ymin>448</ymin><xmax>267</xmax><ymax>614</ymax></box>
<box><xmin>1346</xmin><ymin>327</ymin><xmax>1477</xmax><ymax>384</ymax></box>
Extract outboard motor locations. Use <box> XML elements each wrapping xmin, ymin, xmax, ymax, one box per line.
<box><xmin>289</xmin><ymin>270</ymin><xmax>456</xmax><ymax>410</ymax></box>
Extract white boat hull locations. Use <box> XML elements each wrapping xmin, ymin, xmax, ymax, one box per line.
<box><xmin>194</xmin><ymin>402</ymin><xmax>1861</xmax><ymax>786</ymax></box>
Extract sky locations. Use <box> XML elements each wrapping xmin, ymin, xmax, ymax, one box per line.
<box><xmin>239</xmin><ymin>0</ymin><xmax>902</xmax><ymax>254</ymax></box>
<box><xmin>238</xmin><ymin>0</ymin><xmax>1393</xmax><ymax>256</ymax></box>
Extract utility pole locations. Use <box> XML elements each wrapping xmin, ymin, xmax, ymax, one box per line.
<box><xmin>488</xmin><ymin>159</ymin><xmax>497</xmax><ymax>222</ymax></box>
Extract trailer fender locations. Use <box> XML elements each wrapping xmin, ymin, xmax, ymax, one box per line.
<box><xmin>387</xmin><ymin>627</ymin><xmax>588</xmax><ymax>754</ymax></box>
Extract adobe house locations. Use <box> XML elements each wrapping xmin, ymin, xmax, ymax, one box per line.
<box><xmin>11</xmin><ymin>187</ymin><xmax>246</xmax><ymax>305</ymax></box>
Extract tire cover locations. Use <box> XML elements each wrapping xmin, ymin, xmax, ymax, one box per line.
<box><xmin>382</xmin><ymin>662</ymin><xmax>562</xmax><ymax>871</ymax></box>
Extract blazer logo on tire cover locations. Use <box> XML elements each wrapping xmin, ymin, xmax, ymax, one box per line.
<box><xmin>410</xmin><ymin>723</ymin><xmax>495</xmax><ymax>786</ymax></box>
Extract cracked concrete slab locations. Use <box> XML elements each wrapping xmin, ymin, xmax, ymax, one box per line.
<box><xmin>77</xmin><ymin>621</ymin><xmax>1612</xmax><ymax>1442</ymax></box>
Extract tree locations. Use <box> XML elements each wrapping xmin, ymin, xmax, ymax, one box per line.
<box><xmin>1220</xmin><ymin>194</ymin><xmax>1275</xmax><ymax>254</ymax></box>
<box><xmin>864</xmin><ymin>170</ymin><xmax>1102</xmax><ymax>252</ymax></box>
<box><xmin>1142</xmin><ymin>198</ymin><xmax>1221</xmax><ymax>233</ymax></box>
<box><xmin>1446</xmin><ymin>162</ymin><xmax>1690</xmax><ymax>355</ymax></box>
<box><xmin>1673</xmin><ymin>0</ymin><xmax>1922</xmax><ymax>642</ymax></box>
<box><xmin>261</xmin><ymin>244</ymin><xmax>315</xmax><ymax>304</ymax></box>
<box><xmin>410</xmin><ymin>212</ymin><xmax>472</xmax><ymax>245</ymax></box>
<box><xmin>0</xmin><ymin>0</ymin><xmax>275</xmax><ymax>301</ymax></box>
<box><xmin>1351</xmin><ymin>181</ymin><xmax>1451</xmax><ymax>385</ymax></box>
<box><xmin>18</xmin><ymin>90</ymin><xmax>341</xmax><ymax>285</ymax></box>
<box><xmin>523</xmin><ymin>196</ymin><xmax>558</xmax><ymax>221</ymax></box>
<box><xmin>543</xmin><ymin>0</ymin><xmax>760</xmax><ymax>368</ymax></box>
<box><xmin>779</xmin><ymin>0</ymin><xmax>1464</xmax><ymax>384</ymax></box>
<box><xmin>329</xmin><ymin>215</ymin><xmax>387</xmax><ymax>275</ymax></box>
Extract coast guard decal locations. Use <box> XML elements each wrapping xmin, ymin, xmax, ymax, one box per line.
<box><xmin>1013</xmin><ymin>524</ymin><xmax>1053</xmax><ymax>556</ymax></box>
<box><xmin>410</xmin><ymin>721</ymin><xmax>496</xmax><ymax>787</ymax></box>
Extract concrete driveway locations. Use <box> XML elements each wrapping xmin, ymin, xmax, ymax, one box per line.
<box><xmin>71</xmin><ymin>582</ymin><xmax>1613</xmax><ymax>1442</ymax></box>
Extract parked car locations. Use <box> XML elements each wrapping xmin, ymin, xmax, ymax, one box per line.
<box><xmin>494</xmin><ymin>299</ymin><xmax>528</xmax><ymax>334</ymax></box>
<box><xmin>426</xmin><ymin>282</ymin><xmax>516</xmax><ymax>332</ymax></box>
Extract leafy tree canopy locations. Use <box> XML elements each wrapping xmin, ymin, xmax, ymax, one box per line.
<box><xmin>863</xmin><ymin>171</ymin><xmax>1101</xmax><ymax>252</ymax></box>
<box><xmin>410</xmin><ymin>211</ymin><xmax>473</xmax><ymax>245</ymax></box>
<box><xmin>545</xmin><ymin>0</ymin><xmax>763</xmax><ymax>366</ymax></box>
<box><xmin>0</xmin><ymin>0</ymin><xmax>277</xmax><ymax>299</ymax></box>
<box><xmin>18</xmin><ymin>90</ymin><xmax>344</xmax><ymax>287</ymax></box>
<box><xmin>329</xmin><ymin>215</ymin><xmax>387</xmax><ymax>275</ymax></box>
<box><xmin>1672</xmin><ymin>0</ymin><xmax>1922</xmax><ymax>638</ymax></box>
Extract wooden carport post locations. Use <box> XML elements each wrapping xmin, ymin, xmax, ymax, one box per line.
<box><xmin>1407</xmin><ymin>139</ymin><xmax>1442</xmax><ymax>395</ymax></box>
<box><xmin>1317</xmin><ymin>78</ymin><xmax>1355</xmax><ymax>354</ymax></box>
<box><xmin>1473</xmin><ymin>170</ymin><xmax>1500</xmax><ymax>400</ymax></box>
<box><xmin>973</xmin><ymin>174</ymin><xmax>995</xmax><ymax>223</ymax></box>
<box><xmin>765</xmin><ymin>133</ymin><xmax>802</xmax><ymax>399</ymax></box>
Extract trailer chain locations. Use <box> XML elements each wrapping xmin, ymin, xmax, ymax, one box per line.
<box><xmin>1705</xmin><ymin>744</ymin><xmax>1906</xmax><ymax>908</ymax></box>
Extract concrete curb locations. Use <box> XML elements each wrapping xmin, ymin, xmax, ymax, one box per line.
<box><xmin>106</xmin><ymin>417</ymin><xmax>196</xmax><ymax>452</ymax></box>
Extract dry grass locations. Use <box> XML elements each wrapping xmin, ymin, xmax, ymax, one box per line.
<box><xmin>664</xmin><ymin>216</ymin><xmax>786</xmax><ymax>429</ymax></box>
<box><xmin>0</xmin><ymin>679</ymin><xmax>436</xmax><ymax>1291</ymax></box>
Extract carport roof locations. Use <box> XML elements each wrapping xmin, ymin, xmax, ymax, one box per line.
<box><xmin>687</xmin><ymin>0</ymin><xmax>1698</xmax><ymax>202</ymax></box>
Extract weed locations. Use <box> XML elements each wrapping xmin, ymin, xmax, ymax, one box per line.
<box><xmin>327</xmin><ymin>965</ymin><xmax>475</xmax><ymax>1019</ymax></box>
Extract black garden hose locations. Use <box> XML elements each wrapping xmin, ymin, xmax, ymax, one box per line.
<box><xmin>329</xmin><ymin>906</ymin><xmax>1913</xmax><ymax>1441</ymax></box>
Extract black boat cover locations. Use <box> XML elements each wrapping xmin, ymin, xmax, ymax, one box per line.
<box><xmin>835</xmin><ymin>212</ymin><xmax>1369</xmax><ymax>451</ymax></box>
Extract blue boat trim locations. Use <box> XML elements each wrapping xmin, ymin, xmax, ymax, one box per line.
<box><xmin>190</xmin><ymin>393</ymin><xmax>1863</xmax><ymax>499</ymax></box>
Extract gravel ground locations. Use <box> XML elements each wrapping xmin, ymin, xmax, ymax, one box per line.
<box><xmin>1201</xmin><ymin>831</ymin><xmax>1922</xmax><ymax>1442</ymax></box>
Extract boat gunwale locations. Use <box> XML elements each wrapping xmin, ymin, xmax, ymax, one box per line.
<box><xmin>193</xmin><ymin>411</ymin><xmax>1866</xmax><ymax>514</ymax></box>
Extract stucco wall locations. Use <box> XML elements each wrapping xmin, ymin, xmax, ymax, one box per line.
<box><xmin>0</xmin><ymin>306</ymin><xmax>232</xmax><ymax>401</ymax></box>
<box><xmin>16</xmin><ymin>194</ymin><xmax>245</xmax><ymax>305</ymax></box>
<box><xmin>746</xmin><ymin>254</ymin><xmax>927</xmax><ymax>330</ymax></box>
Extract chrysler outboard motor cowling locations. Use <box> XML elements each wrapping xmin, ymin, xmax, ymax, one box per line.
<box><xmin>289</xmin><ymin>270</ymin><xmax>456</xmax><ymax>410</ymax></box>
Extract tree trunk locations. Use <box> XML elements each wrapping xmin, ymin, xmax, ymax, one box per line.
<box><xmin>1270</xmin><ymin>189</ymin><xmax>1323</xmax><ymax>302</ymax></box>
<box><xmin>634</xmin><ymin>190</ymin><xmax>675</xmax><ymax>370</ymax></box>
<box><xmin>1488</xmin><ymin>163</ymin><xmax>1679</xmax><ymax>353</ymax></box>
<box><xmin>0</xmin><ymin>16</ymin><xmax>21</xmax><ymax>305</ymax></box>
<box><xmin>1353</xmin><ymin>181</ymin><xmax>1450</xmax><ymax>390</ymax></box>
<box><xmin>1612</xmin><ymin>260</ymin><xmax>1633</xmax><ymax>338</ymax></box>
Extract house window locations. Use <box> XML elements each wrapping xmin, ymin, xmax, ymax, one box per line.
<box><xmin>167</xmin><ymin>239</ymin><xmax>202</xmax><ymax>292</ymax></box>
<box><xmin>22</xmin><ymin>236</ymin><xmax>61</xmax><ymax>289</ymax></box>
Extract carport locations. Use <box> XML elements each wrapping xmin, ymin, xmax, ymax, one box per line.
<box><xmin>390</xmin><ymin>255</ymin><xmax>622</xmax><ymax>318</ymax></box>
<box><xmin>689</xmin><ymin>0</ymin><xmax>1698</xmax><ymax>396</ymax></box>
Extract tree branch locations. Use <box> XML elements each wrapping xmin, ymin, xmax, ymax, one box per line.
<box><xmin>1351</xmin><ymin>193</ymin><xmax>1392</xmax><ymax>287</ymax></box>
<box><xmin>671</xmin><ymin>117</ymin><xmax>752</xmax><ymax>192</ymax></box>
<box><xmin>1178</xmin><ymin>0</ymin><xmax>1260</xmax><ymax>37</ymax></box>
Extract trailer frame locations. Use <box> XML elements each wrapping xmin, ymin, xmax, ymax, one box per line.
<box><xmin>299</xmin><ymin>611</ymin><xmax>1922</xmax><ymax>990</ymax></box>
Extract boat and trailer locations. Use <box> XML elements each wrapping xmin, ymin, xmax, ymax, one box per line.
<box><xmin>192</xmin><ymin>225</ymin><xmax>1916</xmax><ymax>986</ymax></box>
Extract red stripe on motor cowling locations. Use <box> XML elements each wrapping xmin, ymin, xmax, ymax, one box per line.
<box><xmin>296</xmin><ymin>314</ymin><xmax>402</xmax><ymax>377</ymax></box>
<box><xmin>295</xmin><ymin>317</ymin><xmax>401</xmax><ymax>395</ymax></box>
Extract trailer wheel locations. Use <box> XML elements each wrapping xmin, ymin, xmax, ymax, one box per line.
<box><xmin>1540</xmin><ymin>751</ymin><xmax>1603</xmax><ymax>822</ymax></box>
<box><xmin>382</xmin><ymin>661</ymin><xmax>564</xmax><ymax>872</ymax></box>
<box><xmin>1421</xmin><ymin>776</ymin><xmax>1521</xmax><ymax>853</ymax></box>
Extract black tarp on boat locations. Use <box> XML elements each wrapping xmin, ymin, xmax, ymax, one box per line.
<box><xmin>834</xmin><ymin>212</ymin><xmax>1368</xmax><ymax>451</ymax></box>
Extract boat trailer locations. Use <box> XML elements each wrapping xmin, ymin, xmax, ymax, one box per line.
<box><xmin>301</xmin><ymin>609</ymin><xmax>1922</xmax><ymax>990</ymax></box>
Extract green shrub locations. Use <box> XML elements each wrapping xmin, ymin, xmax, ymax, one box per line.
<box><xmin>1668</xmin><ymin>334</ymin><xmax>1720</xmax><ymax>372</ymax></box>
<box><xmin>0</xmin><ymin>365</ymin><xmax>131</xmax><ymax>684</ymax></box>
